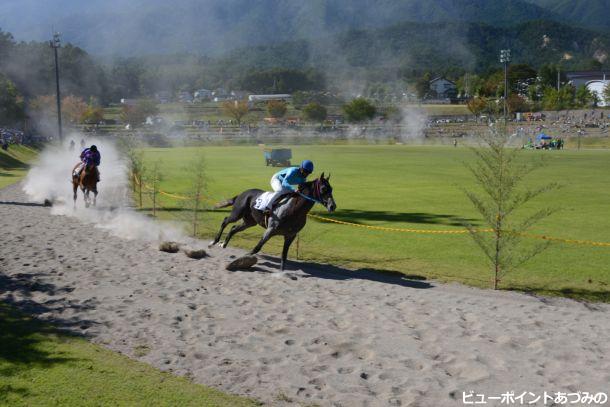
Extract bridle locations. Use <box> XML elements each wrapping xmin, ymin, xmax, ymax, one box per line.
<box><xmin>297</xmin><ymin>178</ymin><xmax>325</xmax><ymax>205</ymax></box>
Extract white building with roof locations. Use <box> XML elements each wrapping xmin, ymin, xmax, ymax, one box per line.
<box><xmin>586</xmin><ymin>80</ymin><xmax>609</xmax><ymax>107</ymax></box>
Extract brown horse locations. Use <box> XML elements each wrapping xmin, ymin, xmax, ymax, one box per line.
<box><xmin>72</xmin><ymin>163</ymin><xmax>98</xmax><ymax>208</ymax></box>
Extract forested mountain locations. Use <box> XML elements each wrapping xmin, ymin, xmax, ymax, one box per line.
<box><xmin>1</xmin><ymin>15</ymin><xmax>608</xmax><ymax>104</ymax></box>
<box><xmin>526</xmin><ymin>0</ymin><xmax>610</xmax><ymax>31</ymax></box>
<box><xmin>215</xmin><ymin>20</ymin><xmax>610</xmax><ymax>84</ymax></box>
<box><xmin>1</xmin><ymin>0</ymin><xmax>608</xmax><ymax>105</ymax></box>
<box><xmin>0</xmin><ymin>0</ymin><xmax>565</xmax><ymax>56</ymax></box>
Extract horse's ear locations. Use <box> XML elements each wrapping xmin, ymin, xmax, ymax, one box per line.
<box><xmin>327</xmin><ymin>173</ymin><xmax>331</xmax><ymax>181</ymax></box>
<box><xmin>320</xmin><ymin>172</ymin><xmax>325</xmax><ymax>179</ymax></box>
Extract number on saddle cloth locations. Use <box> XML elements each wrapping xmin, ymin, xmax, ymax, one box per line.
<box><xmin>254</xmin><ymin>191</ymin><xmax>293</xmax><ymax>211</ymax></box>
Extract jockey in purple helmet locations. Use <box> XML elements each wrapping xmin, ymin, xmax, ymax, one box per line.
<box><xmin>264</xmin><ymin>159</ymin><xmax>314</xmax><ymax>214</ymax></box>
<box><xmin>72</xmin><ymin>145</ymin><xmax>101</xmax><ymax>182</ymax></box>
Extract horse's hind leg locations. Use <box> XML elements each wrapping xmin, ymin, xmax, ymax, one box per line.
<box><xmin>93</xmin><ymin>189</ymin><xmax>98</xmax><ymax>207</ymax></box>
<box><xmin>210</xmin><ymin>213</ymin><xmax>241</xmax><ymax>247</ymax></box>
<box><xmin>222</xmin><ymin>218</ymin><xmax>256</xmax><ymax>248</ymax></box>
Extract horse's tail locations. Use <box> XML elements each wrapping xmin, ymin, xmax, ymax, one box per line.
<box><xmin>214</xmin><ymin>195</ymin><xmax>237</xmax><ymax>209</ymax></box>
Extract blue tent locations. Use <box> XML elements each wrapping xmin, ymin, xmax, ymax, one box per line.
<box><xmin>536</xmin><ymin>133</ymin><xmax>552</xmax><ymax>141</ymax></box>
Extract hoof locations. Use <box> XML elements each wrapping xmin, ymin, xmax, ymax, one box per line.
<box><xmin>226</xmin><ymin>255</ymin><xmax>257</xmax><ymax>271</ymax></box>
<box><xmin>208</xmin><ymin>240</ymin><xmax>216</xmax><ymax>248</ymax></box>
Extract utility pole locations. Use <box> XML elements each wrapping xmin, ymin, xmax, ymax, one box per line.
<box><xmin>557</xmin><ymin>67</ymin><xmax>560</xmax><ymax>91</ymax></box>
<box><xmin>500</xmin><ymin>49</ymin><xmax>511</xmax><ymax>121</ymax></box>
<box><xmin>49</xmin><ymin>32</ymin><xmax>63</xmax><ymax>142</ymax></box>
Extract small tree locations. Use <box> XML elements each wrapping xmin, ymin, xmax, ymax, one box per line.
<box><xmin>302</xmin><ymin>102</ymin><xmax>327</xmax><ymax>125</ymax></box>
<box><xmin>62</xmin><ymin>95</ymin><xmax>88</xmax><ymax>124</ymax></box>
<box><xmin>343</xmin><ymin>98</ymin><xmax>376</xmax><ymax>122</ymax></box>
<box><xmin>0</xmin><ymin>74</ymin><xmax>25</xmax><ymax>124</ymax></box>
<box><xmin>575</xmin><ymin>86</ymin><xmax>593</xmax><ymax>108</ymax></box>
<box><xmin>121</xmin><ymin>138</ymin><xmax>145</xmax><ymax>205</ymax></box>
<box><xmin>507</xmin><ymin>94</ymin><xmax>530</xmax><ymax>113</ymax></box>
<box><xmin>182</xmin><ymin>155</ymin><xmax>207</xmax><ymax>237</ymax></box>
<box><xmin>604</xmin><ymin>83</ymin><xmax>610</xmax><ymax>105</ymax></box>
<box><xmin>467</xmin><ymin>97</ymin><xmax>487</xmax><ymax>119</ymax></box>
<box><xmin>414</xmin><ymin>72</ymin><xmax>431</xmax><ymax>99</ymax></box>
<box><xmin>143</xmin><ymin>161</ymin><xmax>162</xmax><ymax>217</ymax></box>
<box><xmin>222</xmin><ymin>100</ymin><xmax>249</xmax><ymax>125</ymax></box>
<box><xmin>267</xmin><ymin>100</ymin><xmax>287</xmax><ymax>119</ymax></box>
<box><xmin>120</xmin><ymin>99</ymin><xmax>159</xmax><ymax>127</ymax></box>
<box><xmin>463</xmin><ymin>125</ymin><xmax>559</xmax><ymax>289</ymax></box>
<box><xmin>541</xmin><ymin>85</ymin><xmax>574</xmax><ymax>111</ymax></box>
<box><xmin>81</xmin><ymin>105</ymin><xmax>105</xmax><ymax>124</ymax></box>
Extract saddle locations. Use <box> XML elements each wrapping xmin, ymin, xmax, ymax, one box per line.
<box><xmin>254</xmin><ymin>193</ymin><xmax>294</xmax><ymax>227</ymax></box>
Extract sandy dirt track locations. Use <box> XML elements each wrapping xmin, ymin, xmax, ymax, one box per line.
<box><xmin>1</xmin><ymin>182</ymin><xmax>609</xmax><ymax>406</ymax></box>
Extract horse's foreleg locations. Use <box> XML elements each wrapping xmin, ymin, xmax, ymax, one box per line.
<box><xmin>73</xmin><ymin>182</ymin><xmax>78</xmax><ymax>208</ymax></box>
<box><xmin>93</xmin><ymin>189</ymin><xmax>97</xmax><ymax>207</ymax></box>
<box><xmin>249</xmin><ymin>228</ymin><xmax>274</xmax><ymax>256</ymax></box>
<box><xmin>280</xmin><ymin>235</ymin><xmax>297</xmax><ymax>271</ymax></box>
<box><xmin>222</xmin><ymin>219</ymin><xmax>256</xmax><ymax>248</ymax></box>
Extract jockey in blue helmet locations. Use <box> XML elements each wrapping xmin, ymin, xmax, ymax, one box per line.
<box><xmin>264</xmin><ymin>159</ymin><xmax>314</xmax><ymax>214</ymax></box>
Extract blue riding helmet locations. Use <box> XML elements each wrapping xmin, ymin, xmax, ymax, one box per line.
<box><xmin>300</xmin><ymin>159</ymin><xmax>314</xmax><ymax>174</ymax></box>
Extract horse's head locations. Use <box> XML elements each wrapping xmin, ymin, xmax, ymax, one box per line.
<box><xmin>316</xmin><ymin>172</ymin><xmax>336</xmax><ymax>213</ymax></box>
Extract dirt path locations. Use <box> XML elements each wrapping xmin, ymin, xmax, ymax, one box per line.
<box><xmin>1</xmin><ymin>182</ymin><xmax>609</xmax><ymax>406</ymax></box>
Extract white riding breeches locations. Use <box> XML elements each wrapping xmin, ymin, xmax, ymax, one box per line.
<box><xmin>267</xmin><ymin>175</ymin><xmax>292</xmax><ymax>209</ymax></box>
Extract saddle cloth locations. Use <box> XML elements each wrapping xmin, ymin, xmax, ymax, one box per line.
<box><xmin>253</xmin><ymin>191</ymin><xmax>292</xmax><ymax>211</ymax></box>
<box><xmin>253</xmin><ymin>191</ymin><xmax>274</xmax><ymax>211</ymax></box>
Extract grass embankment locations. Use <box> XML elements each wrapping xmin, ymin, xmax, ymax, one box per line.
<box><xmin>0</xmin><ymin>145</ymin><xmax>38</xmax><ymax>189</ymax></box>
<box><xmin>0</xmin><ymin>304</ymin><xmax>257</xmax><ymax>406</ymax></box>
<box><xmin>139</xmin><ymin>145</ymin><xmax>610</xmax><ymax>301</ymax></box>
<box><xmin>0</xmin><ymin>148</ymin><xmax>257</xmax><ymax>406</ymax></box>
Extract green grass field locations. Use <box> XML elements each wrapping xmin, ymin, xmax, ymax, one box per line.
<box><xmin>139</xmin><ymin>144</ymin><xmax>610</xmax><ymax>301</ymax></box>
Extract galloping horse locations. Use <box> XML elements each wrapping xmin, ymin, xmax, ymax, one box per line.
<box><xmin>211</xmin><ymin>173</ymin><xmax>336</xmax><ymax>270</ymax></box>
<box><xmin>72</xmin><ymin>163</ymin><xmax>98</xmax><ymax>208</ymax></box>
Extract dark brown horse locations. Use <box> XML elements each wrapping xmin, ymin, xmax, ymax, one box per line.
<box><xmin>72</xmin><ymin>163</ymin><xmax>98</xmax><ymax>208</ymax></box>
<box><xmin>211</xmin><ymin>173</ymin><xmax>336</xmax><ymax>270</ymax></box>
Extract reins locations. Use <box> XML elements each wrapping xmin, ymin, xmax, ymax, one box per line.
<box><xmin>297</xmin><ymin>179</ymin><xmax>324</xmax><ymax>205</ymax></box>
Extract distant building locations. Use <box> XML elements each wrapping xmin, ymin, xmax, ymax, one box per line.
<box><xmin>120</xmin><ymin>98</ymin><xmax>137</xmax><ymax>106</ymax></box>
<box><xmin>248</xmin><ymin>94</ymin><xmax>292</xmax><ymax>103</ymax></box>
<box><xmin>155</xmin><ymin>91</ymin><xmax>172</xmax><ymax>104</ymax></box>
<box><xmin>429</xmin><ymin>78</ymin><xmax>457</xmax><ymax>99</ymax></box>
<box><xmin>212</xmin><ymin>88</ymin><xmax>234</xmax><ymax>103</ymax></box>
<box><xmin>213</xmin><ymin>95</ymin><xmax>234</xmax><ymax>103</ymax></box>
<box><xmin>566</xmin><ymin>71</ymin><xmax>610</xmax><ymax>88</ymax></box>
<box><xmin>586</xmin><ymin>80</ymin><xmax>609</xmax><ymax>107</ymax></box>
<box><xmin>194</xmin><ymin>89</ymin><xmax>213</xmax><ymax>101</ymax></box>
<box><xmin>213</xmin><ymin>88</ymin><xmax>228</xmax><ymax>96</ymax></box>
<box><xmin>178</xmin><ymin>91</ymin><xmax>193</xmax><ymax>103</ymax></box>
<box><xmin>231</xmin><ymin>90</ymin><xmax>249</xmax><ymax>100</ymax></box>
